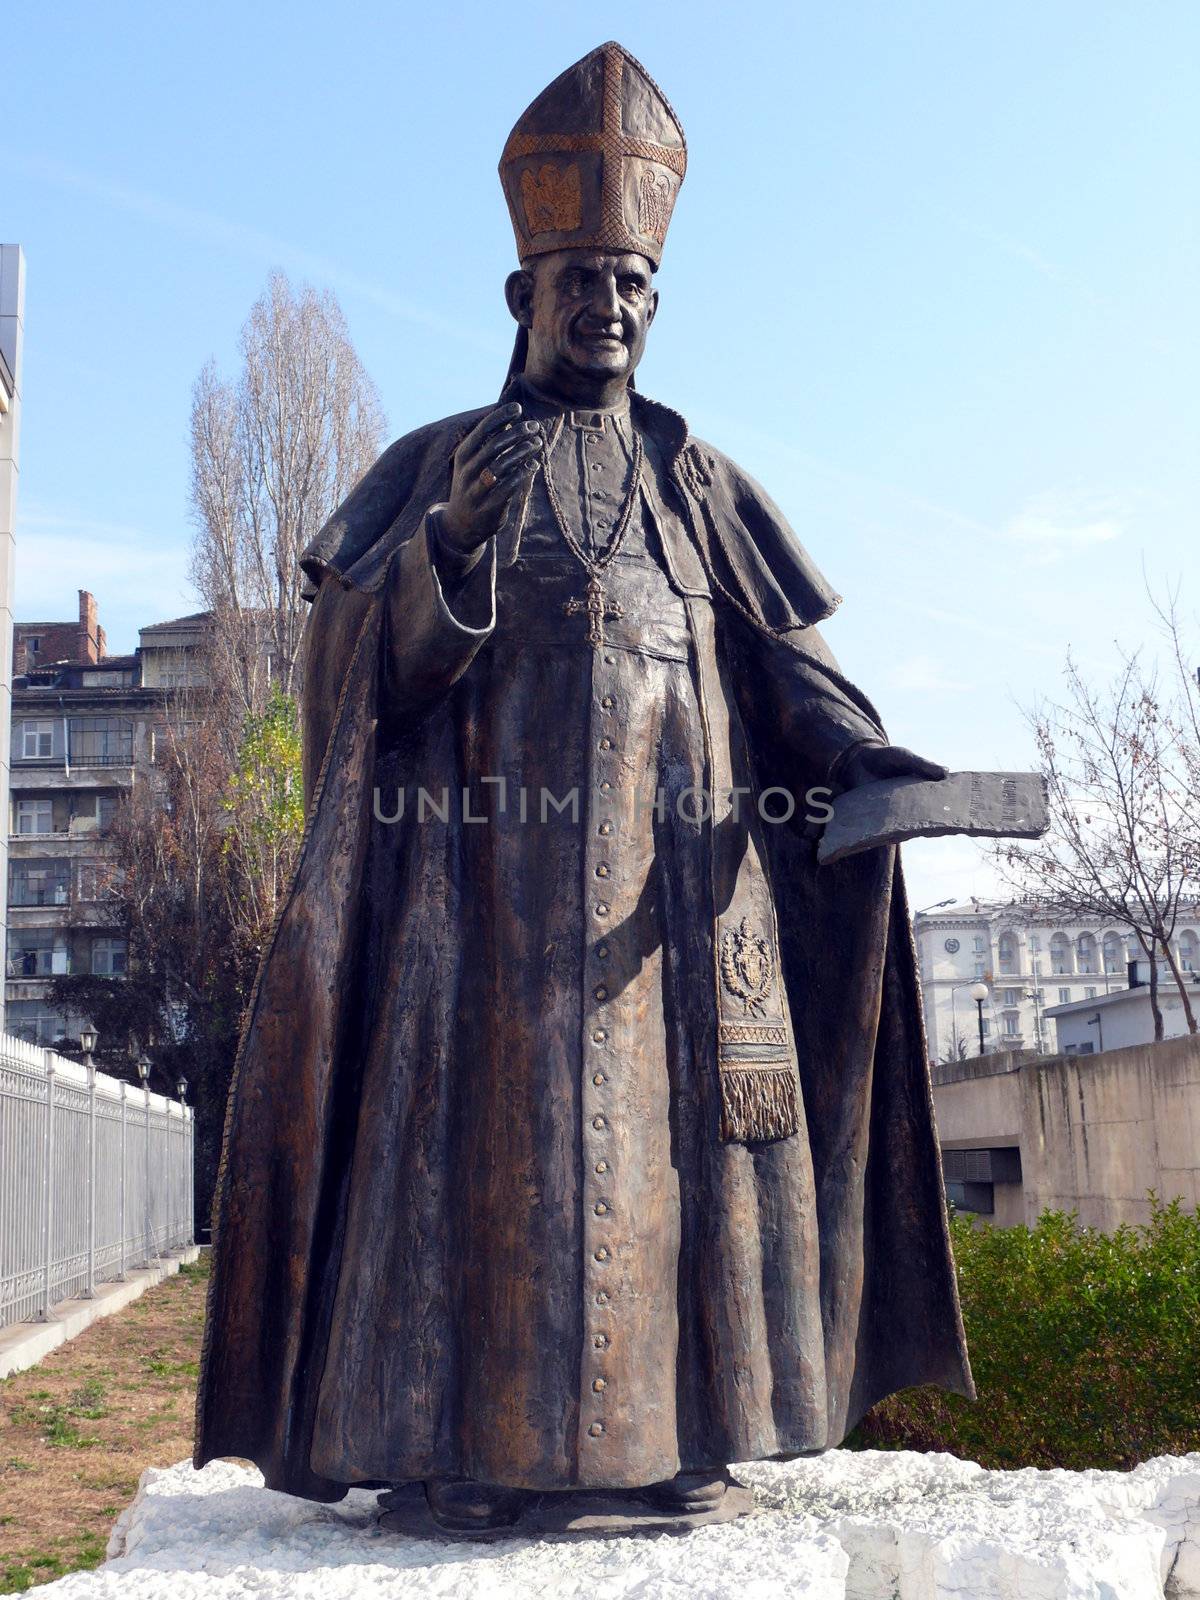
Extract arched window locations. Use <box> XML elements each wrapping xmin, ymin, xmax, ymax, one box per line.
<box><xmin>1076</xmin><ymin>933</ymin><xmax>1098</xmax><ymax>974</ymax></box>
<box><xmin>1103</xmin><ymin>932</ymin><xmax>1125</xmax><ymax>974</ymax></box>
<box><xmin>1180</xmin><ymin>930</ymin><xmax>1199</xmax><ymax>974</ymax></box>
<box><xmin>1050</xmin><ymin>933</ymin><xmax>1073</xmax><ymax>975</ymax></box>
<box><xmin>997</xmin><ymin>932</ymin><xmax>1018</xmax><ymax>975</ymax></box>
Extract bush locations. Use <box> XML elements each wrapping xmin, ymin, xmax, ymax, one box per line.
<box><xmin>851</xmin><ymin>1197</ymin><xmax>1200</xmax><ymax>1469</ymax></box>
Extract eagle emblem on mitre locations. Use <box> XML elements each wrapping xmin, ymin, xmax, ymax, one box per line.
<box><xmin>520</xmin><ymin>163</ymin><xmax>583</xmax><ymax>237</ymax></box>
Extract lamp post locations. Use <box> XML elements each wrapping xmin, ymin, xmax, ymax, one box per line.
<box><xmin>948</xmin><ymin>979</ymin><xmax>983</xmax><ymax>1060</ymax></box>
<box><xmin>970</xmin><ymin>981</ymin><xmax>989</xmax><ymax>1055</ymax></box>
<box><xmin>1087</xmin><ymin>1011</ymin><xmax>1104</xmax><ymax>1054</ymax></box>
<box><xmin>137</xmin><ymin>1053</ymin><xmax>154</xmax><ymax>1267</ymax></box>
<box><xmin>915</xmin><ymin>898</ymin><xmax>956</xmax><ymax>915</ymax></box>
<box><xmin>80</xmin><ymin>1027</ymin><xmax>98</xmax><ymax>1298</ymax></box>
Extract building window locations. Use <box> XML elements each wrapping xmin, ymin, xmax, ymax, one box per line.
<box><xmin>91</xmin><ymin>937</ymin><xmax>128</xmax><ymax>977</ymax></box>
<box><xmin>1058</xmin><ymin>987</ymin><xmax>1071</xmax><ymax>1004</ymax></box>
<box><xmin>80</xmin><ymin>670</ymin><xmax>133</xmax><ymax>687</ymax></box>
<box><xmin>1002</xmin><ymin>988</ymin><xmax>1020</xmax><ymax>1007</ymax></box>
<box><xmin>1029</xmin><ymin>934</ymin><xmax>1041</xmax><ymax>953</ymax></box>
<box><xmin>1179</xmin><ymin>931</ymin><xmax>1199</xmax><ymax>973</ymax></box>
<box><xmin>20</xmin><ymin>720</ymin><xmax>54</xmax><ymax>759</ymax></box>
<box><xmin>68</xmin><ymin>717</ymin><xmax>133</xmax><ymax>767</ymax></box>
<box><xmin>1003</xmin><ymin>1013</ymin><xmax>1020</xmax><ymax>1036</ymax></box>
<box><xmin>1085</xmin><ymin>987</ymin><xmax>1097</xmax><ymax>999</ymax></box>
<box><xmin>76</xmin><ymin>861</ymin><xmax>121</xmax><ymax>902</ymax></box>
<box><xmin>71</xmin><ymin>793</ymin><xmax>119</xmax><ymax>832</ymax></box>
<box><xmin>997</xmin><ymin>932</ymin><xmax>1018</xmax><ymax>975</ymax></box>
<box><xmin>7</xmin><ymin>1000</ymin><xmax>67</xmax><ymax>1046</ymax></box>
<box><xmin>6</xmin><ymin>928</ymin><xmax>64</xmax><ymax>978</ymax></box>
<box><xmin>981</xmin><ymin>1018</ymin><xmax>990</xmax><ymax>1036</ymax></box>
<box><xmin>973</xmin><ymin>935</ymin><xmax>987</xmax><ymax>953</ymax></box>
<box><xmin>974</xmin><ymin>959</ymin><xmax>987</xmax><ymax>978</ymax></box>
<box><xmin>1077</xmin><ymin>933</ymin><xmax>1098</xmax><ymax>974</ymax></box>
<box><xmin>1050</xmin><ymin>933</ymin><xmax>1073</xmax><ymax>975</ymax></box>
<box><xmin>9</xmin><ymin>859</ymin><xmax>70</xmax><ymax>906</ymax></box>
<box><xmin>1103</xmin><ymin>932</ymin><xmax>1125</xmax><ymax>974</ymax></box>
<box><xmin>158</xmin><ymin>667</ymin><xmax>199</xmax><ymax>689</ymax></box>
<box><xmin>15</xmin><ymin>797</ymin><xmax>53</xmax><ymax>835</ymax></box>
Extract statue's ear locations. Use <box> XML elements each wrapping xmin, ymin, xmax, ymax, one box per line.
<box><xmin>505</xmin><ymin>268</ymin><xmax>536</xmax><ymax>330</ymax></box>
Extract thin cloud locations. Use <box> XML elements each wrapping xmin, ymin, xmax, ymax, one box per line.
<box><xmin>1004</xmin><ymin>492</ymin><xmax>1124</xmax><ymax>567</ymax></box>
<box><xmin>14</xmin><ymin>503</ymin><xmax>195</xmax><ymax>638</ymax></box>
<box><xmin>888</xmin><ymin>653</ymin><xmax>975</xmax><ymax>694</ymax></box>
<box><xmin>3</xmin><ymin>153</ymin><xmax>509</xmax><ymax>357</ymax></box>
<box><xmin>965</xmin><ymin>223</ymin><xmax>1108</xmax><ymax>311</ymax></box>
<box><xmin>889</xmin><ymin>596</ymin><xmax>1063</xmax><ymax>658</ymax></box>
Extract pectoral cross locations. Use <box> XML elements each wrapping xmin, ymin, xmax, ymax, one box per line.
<box><xmin>564</xmin><ymin>577</ymin><xmax>623</xmax><ymax>647</ymax></box>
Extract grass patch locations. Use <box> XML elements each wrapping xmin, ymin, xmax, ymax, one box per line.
<box><xmin>0</xmin><ymin>1251</ymin><xmax>208</xmax><ymax>1594</ymax></box>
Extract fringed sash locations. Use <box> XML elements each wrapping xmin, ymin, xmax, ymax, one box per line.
<box><xmin>681</xmin><ymin>597</ymin><xmax>802</xmax><ymax>1144</ymax></box>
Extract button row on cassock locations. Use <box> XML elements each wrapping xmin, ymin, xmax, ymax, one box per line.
<box><xmin>583</xmin><ymin>651</ymin><xmax>620</xmax><ymax>1451</ymax></box>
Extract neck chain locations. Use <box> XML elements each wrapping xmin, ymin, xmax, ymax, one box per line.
<box><xmin>541</xmin><ymin>414</ymin><xmax>644</xmax><ymax>575</ymax></box>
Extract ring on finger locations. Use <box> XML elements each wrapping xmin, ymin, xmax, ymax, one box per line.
<box><xmin>479</xmin><ymin>466</ymin><xmax>499</xmax><ymax>490</ymax></box>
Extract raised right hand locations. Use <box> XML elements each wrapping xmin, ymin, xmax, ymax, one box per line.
<box><xmin>441</xmin><ymin>403</ymin><xmax>543</xmax><ymax>553</ymax></box>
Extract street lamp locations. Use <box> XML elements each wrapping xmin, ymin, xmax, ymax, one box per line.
<box><xmin>915</xmin><ymin>898</ymin><xmax>956</xmax><ymax>915</ymax></box>
<box><xmin>137</xmin><ymin>1054</ymin><xmax>154</xmax><ymax>1267</ymax></box>
<box><xmin>176</xmin><ymin>1076</ymin><xmax>188</xmax><ymax>1104</ymax></box>
<box><xmin>1087</xmin><ymin>1012</ymin><xmax>1104</xmax><ymax>1054</ymax></box>
<box><xmin>81</xmin><ymin>1026</ymin><xmax>99</xmax><ymax>1298</ymax></box>
<box><xmin>970</xmin><ymin>981</ymin><xmax>989</xmax><ymax>1055</ymax></box>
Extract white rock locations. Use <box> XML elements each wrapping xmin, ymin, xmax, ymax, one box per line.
<box><xmin>36</xmin><ymin>1449</ymin><xmax>1200</xmax><ymax>1600</ymax></box>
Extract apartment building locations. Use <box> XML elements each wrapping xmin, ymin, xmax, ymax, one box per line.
<box><xmin>6</xmin><ymin>592</ymin><xmax>210</xmax><ymax>1044</ymax></box>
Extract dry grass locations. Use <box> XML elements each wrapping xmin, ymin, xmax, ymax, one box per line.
<box><xmin>0</xmin><ymin>1254</ymin><xmax>209</xmax><ymax>1594</ymax></box>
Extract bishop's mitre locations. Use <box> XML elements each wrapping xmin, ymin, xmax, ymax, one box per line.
<box><xmin>499</xmin><ymin>41</ymin><xmax>687</xmax><ymax>269</ymax></box>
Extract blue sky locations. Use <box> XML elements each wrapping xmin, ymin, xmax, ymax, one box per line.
<box><xmin>4</xmin><ymin>1</ymin><xmax>1198</xmax><ymax>905</ymax></box>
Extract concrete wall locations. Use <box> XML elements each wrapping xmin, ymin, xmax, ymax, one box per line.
<box><xmin>933</xmin><ymin>1034</ymin><xmax>1200</xmax><ymax>1231</ymax></box>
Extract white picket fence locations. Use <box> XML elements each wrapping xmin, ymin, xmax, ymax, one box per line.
<box><xmin>0</xmin><ymin>1032</ymin><xmax>194</xmax><ymax>1329</ymax></box>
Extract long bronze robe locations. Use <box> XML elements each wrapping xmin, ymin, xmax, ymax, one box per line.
<box><xmin>195</xmin><ymin>385</ymin><xmax>972</xmax><ymax>1501</ymax></box>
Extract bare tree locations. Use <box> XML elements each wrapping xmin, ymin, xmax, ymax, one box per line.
<box><xmin>1150</xmin><ymin>581</ymin><xmax>1200</xmax><ymax>889</ymax></box>
<box><xmin>188</xmin><ymin>270</ymin><xmax>385</xmax><ymax>726</ymax></box>
<box><xmin>998</xmin><ymin>650</ymin><xmax>1198</xmax><ymax>1039</ymax></box>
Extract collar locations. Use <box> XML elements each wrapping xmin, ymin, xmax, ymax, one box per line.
<box><xmin>500</xmin><ymin>375</ymin><xmax>690</xmax><ymax>470</ymax></box>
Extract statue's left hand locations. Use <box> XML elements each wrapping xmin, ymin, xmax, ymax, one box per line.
<box><xmin>839</xmin><ymin>743</ymin><xmax>949</xmax><ymax>789</ymax></box>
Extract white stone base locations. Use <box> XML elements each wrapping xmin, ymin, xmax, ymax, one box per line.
<box><xmin>35</xmin><ymin>1448</ymin><xmax>1200</xmax><ymax>1599</ymax></box>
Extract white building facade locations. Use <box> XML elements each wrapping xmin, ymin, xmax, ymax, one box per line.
<box><xmin>913</xmin><ymin>899</ymin><xmax>1200</xmax><ymax>1064</ymax></box>
<box><xmin>0</xmin><ymin>245</ymin><xmax>26</xmax><ymax>1035</ymax></box>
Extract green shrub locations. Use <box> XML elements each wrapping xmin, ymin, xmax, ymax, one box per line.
<box><xmin>851</xmin><ymin>1197</ymin><xmax>1200</xmax><ymax>1469</ymax></box>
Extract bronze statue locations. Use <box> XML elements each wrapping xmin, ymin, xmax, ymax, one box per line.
<box><xmin>196</xmin><ymin>41</ymin><xmax>973</xmax><ymax>1536</ymax></box>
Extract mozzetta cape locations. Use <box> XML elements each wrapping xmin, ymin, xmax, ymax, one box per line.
<box><xmin>194</xmin><ymin>390</ymin><xmax>973</xmax><ymax>1501</ymax></box>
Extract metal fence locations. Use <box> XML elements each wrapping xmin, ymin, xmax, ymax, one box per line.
<box><xmin>0</xmin><ymin>1032</ymin><xmax>194</xmax><ymax>1329</ymax></box>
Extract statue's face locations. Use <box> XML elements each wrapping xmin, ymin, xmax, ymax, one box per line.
<box><xmin>508</xmin><ymin>250</ymin><xmax>658</xmax><ymax>386</ymax></box>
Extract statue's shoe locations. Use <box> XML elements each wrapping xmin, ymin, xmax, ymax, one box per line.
<box><xmin>638</xmin><ymin>1468</ymin><xmax>729</xmax><ymax>1515</ymax></box>
<box><xmin>424</xmin><ymin>1478</ymin><xmax>529</xmax><ymax>1534</ymax></box>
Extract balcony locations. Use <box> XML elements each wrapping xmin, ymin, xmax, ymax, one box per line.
<box><xmin>6</xmin><ymin>954</ymin><xmax>70</xmax><ymax>979</ymax></box>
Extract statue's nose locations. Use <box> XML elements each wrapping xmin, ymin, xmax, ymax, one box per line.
<box><xmin>591</xmin><ymin>280</ymin><xmax>621</xmax><ymax>321</ymax></box>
